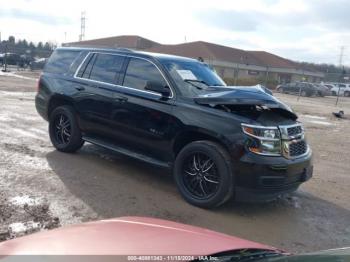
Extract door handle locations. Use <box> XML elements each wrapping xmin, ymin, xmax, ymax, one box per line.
<box><xmin>75</xmin><ymin>86</ymin><xmax>85</xmax><ymax>91</ymax></box>
<box><xmin>113</xmin><ymin>95</ymin><xmax>128</xmax><ymax>102</ymax></box>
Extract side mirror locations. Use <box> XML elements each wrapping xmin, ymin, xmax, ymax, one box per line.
<box><xmin>144</xmin><ymin>81</ymin><xmax>171</xmax><ymax>97</ymax></box>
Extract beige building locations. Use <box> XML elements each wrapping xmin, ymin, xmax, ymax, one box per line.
<box><xmin>65</xmin><ymin>35</ymin><xmax>324</xmax><ymax>85</ymax></box>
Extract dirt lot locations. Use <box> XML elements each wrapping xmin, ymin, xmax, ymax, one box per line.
<box><xmin>0</xmin><ymin>71</ymin><xmax>349</xmax><ymax>253</ymax></box>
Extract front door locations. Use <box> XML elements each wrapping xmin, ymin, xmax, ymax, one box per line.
<box><xmin>110</xmin><ymin>57</ymin><xmax>175</xmax><ymax>162</ymax></box>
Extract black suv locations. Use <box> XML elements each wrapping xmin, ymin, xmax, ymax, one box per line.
<box><xmin>35</xmin><ymin>47</ymin><xmax>313</xmax><ymax>208</ymax></box>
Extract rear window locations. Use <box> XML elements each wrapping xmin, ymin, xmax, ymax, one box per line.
<box><xmin>44</xmin><ymin>49</ymin><xmax>80</xmax><ymax>74</ymax></box>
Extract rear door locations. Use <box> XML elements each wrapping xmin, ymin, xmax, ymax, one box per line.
<box><xmin>74</xmin><ymin>52</ymin><xmax>126</xmax><ymax>137</ymax></box>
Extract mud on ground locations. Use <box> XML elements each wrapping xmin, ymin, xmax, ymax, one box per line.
<box><xmin>0</xmin><ymin>71</ymin><xmax>349</xmax><ymax>253</ymax></box>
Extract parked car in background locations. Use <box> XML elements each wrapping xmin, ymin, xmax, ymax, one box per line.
<box><xmin>278</xmin><ymin>82</ymin><xmax>317</xmax><ymax>97</ymax></box>
<box><xmin>0</xmin><ymin>52</ymin><xmax>21</xmax><ymax>65</ymax></box>
<box><xmin>30</xmin><ymin>57</ymin><xmax>48</xmax><ymax>70</ymax></box>
<box><xmin>344</xmin><ymin>85</ymin><xmax>350</xmax><ymax>97</ymax></box>
<box><xmin>0</xmin><ymin>216</ymin><xmax>349</xmax><ymax>262</ymax></box>
<box><xmin>330</xmin><ymin>83</ymin><xmax>346</xmax><ymax>96</ymax></box>
<box><xmin>323</xmin><ymin>83</ymin><xmax>336</xmax><ymax>90</ymax></box>
<box><xmin>311</xmin><ymin>83</ymin><xmax>332</xmax><ymax>97</ymax></box>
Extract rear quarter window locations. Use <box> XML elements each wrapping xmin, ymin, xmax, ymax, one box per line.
<box><xmin>44</xmin><ymin>50</ymin><xmax>81</xmax><ymax>74</ymax></box>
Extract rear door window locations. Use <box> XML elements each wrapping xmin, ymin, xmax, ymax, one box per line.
<box><xmin>88</xmin><ymin>53</ymin><xmax>125</xmax><ymax>84</ymax></box>
<box><xmin>123</xmin><ymin>58</ymin><xmax>167</xmax><ymax>91</ymax></box>
<box><xmin>44</xmin><ymin>50</ymin><xmax>81</xmax><ymax>74</ymax></box>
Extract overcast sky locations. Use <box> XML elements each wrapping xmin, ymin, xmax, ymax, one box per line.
<box><xmin>1</xmin><ymin>0</ymin><xmax>349</xmax><ymax>65</ymax></box>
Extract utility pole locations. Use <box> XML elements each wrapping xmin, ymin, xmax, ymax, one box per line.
<box><xmin>79</xmin><ymin>11</ymin><xmax>86</xmax><ymax>41</ymax></box>
<box><xmin>336</xmin><ymin>46</ymin><xmax>345</xmax><ymax>105</ymax></box>
<box><xmin>3</xmin><ymin>44</ymin><xmax>8</xmax><ymax>72</ymax></box>
<box><xmin>338</xmin><ymin>46</ymin><xmax>345</xmax><ymax>66</ymax></box>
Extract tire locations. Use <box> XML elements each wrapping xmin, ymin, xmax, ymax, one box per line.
<box><xmin>49</xmin><ymin>105</ymin><xmax>84</xmax><ymax>153</ymax></box>
<box><xmin>345</xmin><ymin>91</ymin><xmax>350</xmax><ymax>97</ymax></box>
<box><xmin>280</xmin><ymin>87</ymin><xmax>285</xmax><ymax>93</ymax></box>
<box><xmin>173</xmin><ymin>141</ymin><xmax>234</xmax><ymax>208</ymax></box>
<box><xmin>301</xmin><ymin>90</ymin><xmax>307</xmax><ymax>97</ymax></box>
<box><xmin>332</xmin><ymin>91</ymin><xmax>337</xmax><ymax>96</ymax></box>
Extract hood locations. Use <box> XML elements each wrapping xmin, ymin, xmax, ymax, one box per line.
<box><xmin>194</xmin><ymin>86</ymin><xmax>297</xmax><ymax>120</ymax></box>
<box><xmin>0</xmin><ymin>217</ymin><xmax>276</xmax><ymax>256</ymax></box>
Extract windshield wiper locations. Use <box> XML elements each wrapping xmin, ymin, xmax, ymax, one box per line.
<box><xmin>184</xmin><ymin>79</ymin><xmax>210</xmax><ymax>89</ymax></box>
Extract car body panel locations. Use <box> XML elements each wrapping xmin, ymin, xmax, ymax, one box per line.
<box><xmin>0</xmin><ymin>217</ymin><xmax>277</xmax><ymax>256</ymax></box>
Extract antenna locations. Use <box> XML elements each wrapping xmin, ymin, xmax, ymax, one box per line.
<box><xmin>79</xmin><ymin>11</ymin><xmax>86</xmax><ymax>41</ymax></box>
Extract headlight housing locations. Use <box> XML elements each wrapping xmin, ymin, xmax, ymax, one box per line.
<box><xmin>242</xmin><ymin>124</ymin><xmax>281</xmax><ymax>156</ymax></box>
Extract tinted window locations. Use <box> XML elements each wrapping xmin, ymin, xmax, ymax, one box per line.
<box><xmin>88</xmin><ymin>54</ymin><xmax>125</xmax><ymax>84</ymax></box>
<box><xmin>44</xmin><ymin>50</ymin><xmax>80</xmax><ymax>74</ymax></box>
<box><xmin>123</xmin><ymin>58</ymin><xmax>167</xmax><ymax>90</ymax></box>
<box><xmin>77</xmin><ymin>53</ymin><xmax>95</xmax><ymax>78</ymax></box>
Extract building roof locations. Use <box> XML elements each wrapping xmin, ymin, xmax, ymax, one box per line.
<box><xmin>146</xmin><ymin>41</ymin><xmax>262</xmax><ymax>66</ymax></box>
<box><xmin>65</xmin><ymin>35</ymin><xmax>160</xmax><ymax>50</ymax></box>
<box><xmin>247</xmin><ymin>51</ymin><xmax>298</xmax><ymax>69</ymax></box>
<box><xmin>65</xmin><ymin>35</ymin><xmax>323</xmax><ymax>74</ymax></box>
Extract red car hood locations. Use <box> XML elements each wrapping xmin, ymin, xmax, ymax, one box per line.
<box><xmin>0</xmin><ymin>217</ymin><xmax>277</xmax><ymax>256</ymax></box>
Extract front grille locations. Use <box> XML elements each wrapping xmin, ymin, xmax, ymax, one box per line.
<box><xmin>289</xmin><ymin>140</ymin><xmax>308</xmax><ymax>157</ymax></box>
<box><xmin>287</xmin><ymin>125</ymin><xmax>303</xmax><ymax>137</ymax></box>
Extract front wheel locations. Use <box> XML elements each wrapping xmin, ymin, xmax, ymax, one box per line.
<box><xmin>49</xmin><ymin>106</ymin><xmax>84</xmax><ymax>153</ymax></box>
<box><xmin>344</xmin><ymin>91</ymin><xmax>350</xmax><ymax>97</ymax></box>
<box><xmin>173</xmin><ymin>141</ymin><xmax>234</xmax><ymax>208</ymax></box>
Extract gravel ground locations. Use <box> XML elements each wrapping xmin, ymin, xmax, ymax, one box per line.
<box><xmin>0</xmin><ymin>71</ymin><xmax>349</xmax><ymax>253</ymax></box>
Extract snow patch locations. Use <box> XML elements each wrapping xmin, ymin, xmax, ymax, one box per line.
<box><xmin>0</xmin><ymin>71</ymin><xmax>37</xmax><ymax>81</ymax></box>
<box><xmin>309</xmin><ymin>120</ymin><xmax>333</xmax><ymax>126</ymax></box>
<box><xmin>302</xmin><ymin>115</ymin><xmax>327</xmax><ymax>120</ymax></box>
<box><xmin>8</xmin><ymin>221</ymin><xmax>40</xmax><ymax>234</ymax></box>
<box><xmin>9</xmin><ymin>195</ymin><xmax>42</xmax><ymax>206</ymax></box>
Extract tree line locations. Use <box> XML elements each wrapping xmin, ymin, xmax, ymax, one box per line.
<box><xmin>0</xmin><ymin>35</ymin><xmax>55</xmax><ymax>58</ymax></box>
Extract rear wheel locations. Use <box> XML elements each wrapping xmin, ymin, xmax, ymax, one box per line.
<box><xmin>301</xmin><ymin>90</ymin><xmax>307</xmax><ymax>97</ymax></box>
<box><xmin>173</xmin><ymin>141</ymin><xmax>234</xmax><ymax>208</ymax></box>
<box><xmin>49</xmin><ymin>106</ymin><xmax>84</xmax><ymax>153</ymax></box>
<box><xmin>345</xmin><ymin>91</ymin><xmax>350</xmax><ymax>97</ymax></box>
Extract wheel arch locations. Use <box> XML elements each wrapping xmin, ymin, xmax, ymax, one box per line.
<box><xmin>172</xmin><ymin>128</ymin><xmax>232</xmax><ymax>158</ymax></box>
<box><xmin>47</xmin><ymin>94</ymin><xmax>77</xmax><ymax>118</ymax></box>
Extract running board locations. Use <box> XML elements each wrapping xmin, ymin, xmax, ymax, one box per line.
<box><xmin>83</xmin><ymin>136</ymin><xmax>170</xmax><ymax>168</ymax></box>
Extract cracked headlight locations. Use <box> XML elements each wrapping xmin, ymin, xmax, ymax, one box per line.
<box><xmin>242</xmin><ymin>124</ymin><xmax>281</xmax><ymax>156</ymax></box>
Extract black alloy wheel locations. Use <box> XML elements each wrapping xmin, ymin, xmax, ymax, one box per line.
<box><xmin>182</xmin><ymin>152</ymin><xmax>219</xmax><ymax>199</ymax></box>
<box><xmin>53</xmin><ymin>114</ymin><xmax>71</xmax><ymax>145</ymax></box>
<box><xmin>49</xmin><ymin>106</ymin><xmax>84</xmax><ymax>153</ymax></box>
<box><xmin>174</xmin><ymin>141</ymin><xmax>234</xmax><ymax>208</ymax></box>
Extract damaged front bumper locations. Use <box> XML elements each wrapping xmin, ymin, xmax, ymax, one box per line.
<box><xmin>234</xmin><ymin>149</ymin><xmax>313</xmax><ymax>202</ymax></box>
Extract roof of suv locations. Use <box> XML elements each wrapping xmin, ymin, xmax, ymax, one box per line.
<box><xmin>57</xmin><ymin>46</ymin><xmax>198</xmax><ymax>63</ymax></box>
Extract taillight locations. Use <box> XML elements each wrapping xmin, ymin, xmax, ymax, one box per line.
<box><xmin>37</xmin><ymin>74</ymin><xmax>42</xmax><ymax>92</ymax></box>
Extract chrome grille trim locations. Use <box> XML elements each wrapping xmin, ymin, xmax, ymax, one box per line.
<box><xmin>279</xmin><ymin>123</ymin><xmax>310</xmax><ymax>159</ymax></box>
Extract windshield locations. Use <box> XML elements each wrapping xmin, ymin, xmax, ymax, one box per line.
<box><xmin>160</xmin><ymin>59</ymin><xmax>227</xmax><ymax>97</ymax></box>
